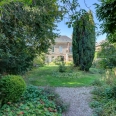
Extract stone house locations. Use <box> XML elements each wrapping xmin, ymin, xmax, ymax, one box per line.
<box><xmin>95</xmin><ymin>40</ymin><xmax>106</xmax><ymax>51</ymax></box>
<box><xmin>46</xmin><ymin>35</ymin><xmax>72</xmax><ymax>63</ymax></box>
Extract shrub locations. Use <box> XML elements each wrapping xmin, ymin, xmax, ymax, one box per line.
<box><xmin>0</xmin><ymin>85</ymin><xmax>66</xmax><ymax>116</ymax></box>
<box><xmin>33</xmin><ymin>53</ymin><xmax>45</xmax><ymax>67</ymax></box>
<box><xmin>59</xmin><ymin>62</ymin><xmax>66</xmax><ymax>73</ymax></box>
<box><xmin>91</xmin><ymin>79</ymin><xmax>102</xmax><ymax>86</ymax></box>
<box><xmin>54</xmin><ymin>57</ymin><xmax>62</xmax><ymax>65</ymax></box>
<box><xmin>104</xmin><ymin>86</ymin><xmax>116</xmax><ymax>99</ymax></box>
<box><xmin>91</xmin><ymin>67</ymin><xmax>116</xmax><ymax>116</ymax></box>
<box><xmin>92</xmin><ymin>58</ymin><xmax>111</xmax><ymax>69</ymax></box>
<box><xmin>103</xmin><ymin>69</ymin><xmax>116</xmax><ymax>85</ymax></box>
<box><xmin>92</xmin><ymin>59</ymin><xmax>102</xmax><ymax>68</ymax></box>
<box><xmin>99</xmin><ymin>58</ymin><xmax>111</xmax><ymax>69</ymax></box>
<box><xmin>91</xmin><ymin>86</ymin><xmax>105</xmax><ymax>97</ymax></box>
<box><xmin>0</xmin><ymin>75</ymin><xmax>26</xmax><ymax>105</ymax></box>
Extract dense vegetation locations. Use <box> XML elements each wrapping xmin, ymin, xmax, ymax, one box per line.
<box><xmin>0</xmin><ymin>0</ymin><xmax>61</xmax><ymax>74</ymax></box>
<box><xmin>72</xmin><ymin>11</ymin><xmax>95</xmax><ymax>71</ymax></box>
<box><xmin>0</xmin><ymin>0</ymin><xmax>84</xmax><ymax>75</ymax></box>
<box><xmin>0</xmin><ymin>75</ymin><xmax>26</xmax><ymax>105</ymax></box>
<box><xmin>95</xmin><ymin>0</ymin><xmax>116</xmax><ymax>42</ymax></box>
<box><xmin>97</xmin><ymin>42</ymin><xmax>116</xmax><ymax>69</ymax></box>
<box><xmin>0</xmin><ymin>0</ymin><xmax>116</xmax><ymax>115</ymax></box>
<box><xmin>91</xmin><ymin>68</ymin><xmax>116</xmax><ymax>116</ymax></box>
<box><xmin>0</xmin><ymin>85</ymin><xmax>66</xmax><ymax>116</ymax></box>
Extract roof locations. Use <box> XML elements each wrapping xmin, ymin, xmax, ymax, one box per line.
<box><xmin>96</xmin><ymin>40</ymin><xmax>106</xmax><ymax>46</ymax></box>
<box><xmin>55</xmin><ymin>35</ymin><xmax>72</xmax><ymax>43</ymax></box>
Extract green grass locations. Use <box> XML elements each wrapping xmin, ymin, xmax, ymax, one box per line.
<box><xmin>24</xmin><ymin>65</ymin><xmax>104</xmax><ymax>87</ymax></box>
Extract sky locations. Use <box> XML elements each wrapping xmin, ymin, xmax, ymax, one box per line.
<box><xmin>57</xmin><ymin>0</ymin><xmax>106</xmax><ymax>43</ymax></box>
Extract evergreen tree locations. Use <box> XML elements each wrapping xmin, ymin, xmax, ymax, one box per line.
<box><xmin>72</xmin><ymin>11</ymin><xmax>95</xmax><ymax>71</ymax></box>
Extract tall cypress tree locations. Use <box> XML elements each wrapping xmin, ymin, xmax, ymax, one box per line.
<box><xmin>72</xmin><ymin>11</ymin><xmax>95</xmax><ymax>71</ymax></box>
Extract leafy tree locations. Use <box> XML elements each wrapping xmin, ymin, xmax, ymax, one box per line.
<box><xmin>97</xmin><ymin>42</ymin><xmax>116</xmax><ymax>69</ymax></box>
<box><xmin>0</xmin><ymin>0</ymin><xmax>86</xmax><ymax>74</ymax></box>
<box><xmin>0</xmin><ymin>0</ymin><xmax>60</xmax><ymax>74</ymax></box>
<box><xmin>72</xmin><ymin>11</ymin><xmax>95</xmax><ymax>71</ymax></box>
<box><xmin>95</xmin><ymin>0</ymin><xmax>116</xmax><ymax>43</ymax></box>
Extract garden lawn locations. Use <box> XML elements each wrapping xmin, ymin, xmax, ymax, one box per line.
<box><xmin>24</xmin><ymin>65</ymin><xmax>103</xmax><ymax>87</ymax></box>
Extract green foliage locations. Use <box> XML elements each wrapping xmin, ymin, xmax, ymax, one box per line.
<box><xmin>103</xmin><ymin>69</ymin><xmax>116</xmax><ymax>85</ymax></box>
<box><xmin>25</xmin><ymin>65</ymin><xmax>102</xmax><ymax>87</ymax></box>
<box><xmin>53</xmin><ymin>57</ymin><xmax>66</xmax><ymax>72</ymax></box>
<box><xmin>0</xmin><ymin>0</ymin><xmax>60</xmax><ymax>74</ymax></box>
<box><xmin>94</xmin><ymin>52</ymin><xmax>98</xmax><ymax>59</ymax></box>
<box><xmin>92</xmin><ymin>59</ymin><xmax>102</xmax><ymax>69</ymax></box>
<box><xmin>91</xmin><ymin>86</ymin><xmax>116</xmax><ymax>116</ymax></box>
<box><xmin>59</xmin><ymin>61</ymin><xmax>66</xmax><ymax>73</ymax></box>
<box><xmin>0</xmin><ymin>75</ymin><xmax>26</xmax><ymax>105</ymax></box>
<box><xmin>0</xmin><ymin>85</ymin><xmax>66</xmax><ymax>116</ymax></box>
<box><xmin>95</xmin><ymin>0</ymin><xmax>116</xmax><ymax>43</ymax></box>
<box><xmin>72</xmin><ymin>10</ymin><xmax>95</xmax><ymax>71</ymax></box>
<box><xmin>91</xmin><ymin>70</ymin><xmax>116</xmax><ymax>116</ymax></box>
<box><xmin>54</xmin><ymin>57</ymin><xmax>62</xmax><ymax>65</ymax></box>
<box><xmin>24</xmin><ymin>85</ymin><xmax>68</xmax><ymax>113</ymax></box>
<box><xmin>91</xmin><ymin>79</ymin><xmax>102</xmax><ymax>86</ymax></box>
<box><xmin>92</xmin><ymin>58</ymin><xmax>112</xmax><ymax>69</ymax></box>
<box><xmin>33</xmin><ymin>53</ymin><xmax>45</xmax><ymax>67</ymax></box>
<box><xmin>99</xmin><ymin>59</ymin><xmax>110</xmax><ymax>69</ymax></box>
<box><xmin>97</xmin><ymin>42</ymin><xmax>116</xmax><ymax>69</ymax></box>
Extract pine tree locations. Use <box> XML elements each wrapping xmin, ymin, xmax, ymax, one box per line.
<box><xmin>72</xmin><ymin>11</ymin><xmax>95</xmax><ymax>71</ymax></box>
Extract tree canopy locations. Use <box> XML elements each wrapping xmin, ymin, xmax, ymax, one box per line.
<box><xmin>0</xmin><ymin>0</ymin><xmax>61</xmax><ymax>74</ymax></box>
<box><xmin>72</xmin><ymin>11</ymin><xmax>95</xmax><ymax>71</ymax></box>
<box><xmin>0</xmin><ymin>0</ymin><xmax>83</xmax><ymax>74</ymax></box>
<box><xmin>95</xmin><ymin>0</ymin><xmax>116</xmax><ymax>43</ymax></box>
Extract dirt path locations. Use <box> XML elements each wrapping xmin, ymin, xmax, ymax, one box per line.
<box><xmin>55</xmin><ymin>87</ymin><xmax>93</xmax><ymax>116</ymax></box>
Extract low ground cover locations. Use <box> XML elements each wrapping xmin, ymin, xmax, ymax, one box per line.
<box><xmin>0</xmin><ymin>85</ymin><xmax>66</xmax><ymax>116</ymax></box>
<box><xmin>24</xmin><ymin>65</ymin><xmax>103</xmax><ymax>87</ymax></box>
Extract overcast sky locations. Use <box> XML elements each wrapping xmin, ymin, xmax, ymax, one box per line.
<box><xmin>57</xmin><ymin>0</ymin><xmax>106</xmax><ymax>42</ymax></box>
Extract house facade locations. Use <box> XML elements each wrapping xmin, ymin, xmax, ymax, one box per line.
<box><xmin>46</xmin><ymin>35</ymin><xmax>72</xmax><ymax>63</ymax></box>
<box><xmin>95</xmin><ymin>40</ymin><xmax>106</xmax><ymax>51</ymax></box>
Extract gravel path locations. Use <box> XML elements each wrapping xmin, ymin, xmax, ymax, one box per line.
<box><xmin>55</xmin><ymin>87</ymin><xmax>93</xmax><ymax>116</ymax></box>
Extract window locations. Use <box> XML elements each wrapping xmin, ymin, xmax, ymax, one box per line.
<box><xmin>59</xmin><ymin>46</ymin><xmax>62</xmax><ymax>53</ymax></box>
<box><xmin>52</xmin><ymin>46</ymin><xmax>54</xmax><ymax>52</ymax></box>
<box><xmin>69</xmin><ymin>46</ymin><xmax>72</xmax><ymax>53</ymax></box>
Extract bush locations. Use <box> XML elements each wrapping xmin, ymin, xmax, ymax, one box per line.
<box><xmin>91</xmin><ymin>79</ymin><xmax>102</xmax><ymax>86</ymax></box>
<box><xmin>91</xmin><ymin>67</ymin><xmax>116</xmax><ymax>116</ymax></box>
<box><xmin>0</xmin><ymin>75</ymin><xmax>26</xmax><ymax>105</ymax></box>
<box><xmin>33</xmin><ymin>53</ymin><xmax>45</xmax><ymax>67</ymax></box>
<box><xmin>91</xmin><ymin>85</ymin><xmax>116</xmax><ymax>116</ymax></box>
<box><xmin>54</xmin><ymin>57</ymin><xmax>62</xmax><ymax>65</ymax></box>
<box><xmin>105</xmin><ymin>86</ymin><xmax>116</xmax><ymax>99</ymax></box>
<box><xmin>99</xmin><ymin>58</ymin><xmax>112</xmax><ymax>69</ymax></box>
<box><xmin>103</xmin><ymin>69</ymin><xmax>116</xmax><ymax>85</ymax></box>
<box><xmin>0</xmin><ymin>85</ymin><xmax>66</xmax><ymax>116</ymax></box>
<box><xmin>59</xmin><ymin>62</ymin><xmax>66</xmax><ymax>73</ymax></box>
<box><xmin>92</xmin><ymin>58</ymin><xmax>108</xmax><ymax>69</ymax></box>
